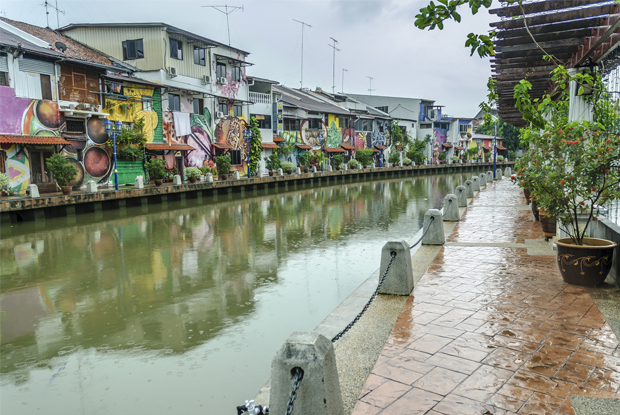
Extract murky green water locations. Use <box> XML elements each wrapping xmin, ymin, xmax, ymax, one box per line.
<box><xmin>0</xmin><ymin>170</ymin><xmax>486</xmax><ymax>414</ymax></box>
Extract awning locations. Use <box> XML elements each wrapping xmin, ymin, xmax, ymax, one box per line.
<box><xmin>0</xmin><ymin>135</ymin><xmax>70</xmax><ymax>145</ymax></box>
<box><xmin>395</xmin><ymin>145</ymin><xmax>404</xmax><ymax>149</ymax></box>
<box><xmin>375</xmin><ymin>145</ymin><xmax>387</xmax><ymax>150</ymax></box>
<box><xmin>341</xmin><ymin>144</ymin><xmax>355</xmax><ymax>150</ymax></box>
<box><xmin>212</xmin><ymin>142</ymin><xmax>233</xmax><ymax>150</ymax></box>
<box><xmin>371</xmin><ymin>148</ymin><xmax>380</xmax><ymax>153</ymax></box>
<box><xmin>273</xmin><ymin>136</ymin><xmax>285</xmax><ymax>142</ymax></box>
<box><xmin>323</xmin><ymin>147</ymin><xmax>346</xmax><ymax>153</ymax></box>
<box><xmin>497</xmin><ymin>146</ymin><xmax>508</xmax><ymax>150</ymax></box>
<box><xmin>103</xmin><ymin>73</ymin><xmax>162</xmax><ymax>88</ymax></box>
<box><xmin>61</xmin><ymin>132</ymin><xmax>88</xmax><ymax>141</ymax></box>
<box><xmin>146</xmin><ymin>143</ymin><xmax>196</xmax><ymax>151</ymax></box>
<box><xmin>296</xmin><ymin>144</ymin><xmax>312</xmax><ymax>150</ymax></box>
<box><xmin>483</xmin><ymin>145</ymin><xmax>492</xmax><ymax>151</ymax></box>
<box><xmin>262</xmin><ymin>142</ymin><xmax>281</xmax><ymax>149</ymax></box>
<box><xmin>442</xmin><ymin>143</ymin><xmax>453</xmax><ymax>148</ymax></box>
<box><xmin>455</xmin><ymin>146</ymin><xmax>465</xmax><ymax>150</ymax></box>
<box><xmin>214</xmin><ymin>53</ymin><xmax>254</xmax><ymax>67</ymax></box>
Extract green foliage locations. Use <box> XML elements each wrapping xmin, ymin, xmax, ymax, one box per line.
<box><xmin>298</xmin><ymin>152</ymin><xmax>310</xmax><ymax>167</ymax></box>
<box><xmin>388</xmin><ymin>152</ymin><xmax>400</xmax><ymax>164</ymax></box>
<box><xmin>389</xmin><ymin>120</ymin><xmax>404</xmax><ymax>146</ymax></box>
<box><xmin>438</xmin><ymin>151</ymin><xmax>447</xmax><ymax>161</ymax></box>
<box><xmin>497</xmin><ymin>155</ymin><xmax>504</xmax><ymax>162</ymax></box>
<box><xmin>279</xmin><ymin>143</ymin><xmax>295</xmax><ymax>157</ymax></box>
<box><xmin>265</xmin><ymin>153</ymin><xmax>281</xmax><ymax>171</ymax></box>
<box><xmin>402</xmin><ymin>157</ymin><xmax>412</xmax><ymax>166</ymax></box>
<box><xmin>199</xmin><ymin>166</ymin><xmax>216</xmax><ymax>176</ymax></box>
<box><xmin>476</xmin><ymin>118</ymin><xmax>521</xmax><ymax>152</ymax></box>
<box><xmin>508</xmin><ymin>150</ymin><xmax>516</xmax><ymax>160</ymax></box>
<box><xmin>333</xmin><ymin>154</ymin><xmax>344</xmax><ymax>167</ymax></box>
<box><xmin>46</xmin><ymin>153</ymin><xmax>78</xmax><ymax>186</ymax></box>
<box><xmin>185</xmin><ymin>167</ymin><xmax>201</xmax><ymax>179</ymax></box>
<box><xmin>117</xmin><ymin>148</ymin><xmax>144</xmax><ymax>161</ymax></box>
<box><xmin>248</xmin><ymin>117</ymin><xmax>262</xmax><ymax>175</ymax></box>
<box><xmin>0</xmin><ymin>172</ymin><xmax>9</xmax><ymax>190</ymax></box>
<box><xmin>215</xmin><ymin>154</ymin><xmax>232</xmax><ymax>175</ymax></box>
<box><xmin>450</xmin><ymin>156</ymin><xmax>459</xmax><ymax>161</ymax></box>
<box><xmin>347</xmin><ymin>158</ymin><xmax>360</xmax><ymax>168</ymax></box>
<box><xmin>106</xmin><ymin>116</ymin><xmax>147</xmax><ymax>149</ymax></box>
<box><xmin>281</xmin><ymin>161</ymin><xmax>295</xmax><ymax>171</ymax></box>
<box><xmin>144</xmin><ymin>157</ymin><xmax>166</xmax><ymax>180</ymax></box>
<box><xmin>355</xmin><ymin>149</ymin><xmax>374</xmax><ymax>166</ymax></box>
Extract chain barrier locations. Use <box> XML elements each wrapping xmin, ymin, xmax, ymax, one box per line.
<box><xmin>237</xmin><ymin>400</ymin><xmax>268</xmax><ymax>415</ymax></box>
<box><xmin>442</xmin><ymin>198</ymin><xmax>452</xmax><ymax>217</ymax></box>
<box><xmin>331</xmin><ymin>251</ymin><xmax>397</xmax><ymax>343</ymax></box>
<box><xmin>285</xmin><ymin>367</ymin><xmax>304</xmax><ymax>415</ymax></box>
<box><xmin>410</xmin><ymin>216</ymin><xmax>434</xmax><ymax>249</ymax></box>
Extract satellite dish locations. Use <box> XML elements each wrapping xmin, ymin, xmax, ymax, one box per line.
<box><xmin>55</xmin><ymin>41</ymin><xmax>67</xmax><ymax>53</ymax></box>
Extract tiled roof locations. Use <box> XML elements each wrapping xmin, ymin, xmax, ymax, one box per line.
<box><xmin>324</xmin><ymin>147</ymin><xmax>346</xmax><ymax>153</ymax></box>
<box><xmin>296</xmin><ymin>144</ymin><xmax>312</xmax><ymax>150</ymax></box>
<box><xmin>442</xmin><ymin>143</ymin><xmax>453</xmax><ymax>148</ymax></box>
<box><xmin>341</xmin><ymin>144</ymin><xmax>355</xmax><ymax>150</ymax></box>
<box><xmin>273</xmin><ymin>136</ymin><xmax>285</xmax><ymax>142</ymax></box>
<box><xmin>212</xmin><ymin>142</ymin><xmax>233</xmax><ymax>150</ymax></box>
<box><xmin>0</xmin><ymin>135</ymin><xmax>70</xmax><ymax>145</ymax></box>
<box><xmin>261</xmin><ymin>142</ymin><xmax>280</xmax><ymax>149</ymax></box>
<box><xmin>0</xmin><ymin>18</ymin><xmax>113</xmax><ymax>66</ymax></box>
<box><xmin>145</xmin><ymin>143</ymin><xmax>195</xmax><ymax>151</ymax></box>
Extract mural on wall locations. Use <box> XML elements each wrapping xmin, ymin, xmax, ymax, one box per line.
<box><xmin>355</xmin><ymin>132</ymin><xmax>367</xmax><ymax>150</ymax></box>
<box><xmin>3</xmin><ymin>144</ymin><xmax>30</xmax><ymax>194</ymax></box>
<box><xmin>369</xmin><ymin>119</ymin><xmax>390</xmax><ymax>149</ymax></box>
<box><xmin>214</xmin><ymin>115</ymin><xmax>248</xmax><ymax>171</ymax></box>
<box><xmin>300</xmin><ymin>119</ymin><xmax>327</xmax><ymax>147</ymax></box>
<box><xmin>213</xmin><ymin>59</ymin><xmax>246</xmax><ymax>99</ymax></box>
<box><xmin>105</xmin><ymin>84</ymin><xmax>159</xmax><ymax>142</ymax></box>
<box><xmin>185</xmin><ymin>113</ymin><xmax>214</xmax><ymax>169</ymax></box>
<box><xmin>326</xmin><ymin>115</ymin><xmax>342</xmax><ymax>148</ymax></box>
<box><xmin>432</xmin><ymin>128</ymin><xmax>447</xmax><ymax>161</ymax></box>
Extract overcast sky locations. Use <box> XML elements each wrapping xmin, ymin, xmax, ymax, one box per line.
<box><xmin>1</xmin><ymin>0</ymin><xmax>498</xmax><ymax>117</ymax></box>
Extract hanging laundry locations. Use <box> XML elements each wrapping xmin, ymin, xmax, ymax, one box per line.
<box><xmin>164</xmin><ymin>152</ymin><xmax>176</xmax><ymax>170</ymax></box>
<box><xmin>173</xmin><ymin>111</ymin><xmax>191</xmax><ymax>136</ymax></box>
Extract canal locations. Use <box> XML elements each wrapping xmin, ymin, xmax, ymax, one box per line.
<box><xmin>0</xmin><ymin>169</ymin><xmax>486</xmax><ymax>414</ymax></box>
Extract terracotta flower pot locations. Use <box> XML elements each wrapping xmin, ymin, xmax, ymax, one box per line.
<box><xmin>538</xmin><ymin>209</ymin><xmax>556</xmax><ymax>238</ymax></box>
<box><xmin>61</xmin><ymin>186</ymin><xmax>72</xmax><ymax>195</ymax></box>
<box><xmin>220</xmin><ymin>174</ymin><xmax>228</xmax><ymax>181</ymax></box>
<box><xmin>189</xmin><ymin>177</ymin><xmax>198</xmax><ymax>183</ymax></box>
<box><xmin>556</xmin><ymin>237</ymin><xmax>617</xmax><ymax>287</ymax></box>
<box><xmin>268</xmin><ymin>171</ymin><xmax>274</xmax><ymax>177</ymax></box>
<box><xmin>523</xmin><ymin>188</ymin><xmax>531</xmax><ymax>204</ymax></box>
<box><xmin>303</xmin><ymin>167</ymin><xmax>309</xmax><ymax>173</ymax></box>
<box><xmin>154</xmin><ymin>179</ymin><xmax>163</xmax><ymax>186</ymax></box>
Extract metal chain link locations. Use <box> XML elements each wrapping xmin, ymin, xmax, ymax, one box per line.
<box><xmin>331</xmin><ymin>251</ymin><xmax>397</xmax><ymax>343</ymax></box>
<box><xmin>410</xmin><ymin>216</ymin><xmax>434</xmax><ymax>249</ymax></box>
<box><xmin>285</xmin><ymin>367</ymin><xmax>304</xmax><ymax>415</ymax></box>
<box><xmin>442</xmin><ymin>198</ymin><xmax>452</xmax><ymax>217</ymax></box>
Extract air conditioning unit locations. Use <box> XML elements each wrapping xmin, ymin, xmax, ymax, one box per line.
<box><xmin>168</xmin><ymin>67</ymin><xmax>177</xmax><ymax>77</ymax></box>
<box><xmin>217</xmin><ymin>77</ymin><xmax>226</xmax><ymax>85</ymax></box>
<box><xmin>216</xmin><ymin>111</ymin><xmax>224</xmax><ymax>118</ymax></box>
<box><xmin>202</xmin><ymin>75</ymin><xmax>211</xmax><ymax>85</ymax></box>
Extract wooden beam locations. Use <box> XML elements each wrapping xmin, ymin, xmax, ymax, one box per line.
<box><xmin>495</xmin><ymin>70</ymin><xmax>554</xmax><ymax>81</ymax></box>
<box><xmin>490</xmin><ymin>0</ymin><xmax>609</xmax><ymax>18</ymax></box>
<box><xmin>495</xmin><ymin>29</ymin><xmax>593</xmax><ymax>47</ymax></box>
<box><xmin>492</xmin><ymin>65</ymin><xmax>557</xmax><ymax>74</ymax></box>
<box><xmin>496</xmin><ymin>38</ymin><xmax>583</xmax><ymax>53</ymax></box>
<box><xmin>495</xmin><ymin>48</ymin><xmax>576</xmax><ymax>60</ymax></box>
<box><xmin>494</xmin><ymin>18</ymin><xmax>604</xmax><ymax>39</ymax></box>
<box><xmin>491</xmin><ymin>53</ymin><xmax>573</xmax><ymax>65</ymax></box>
<box><xmin>570</xmin><ymin>13</ymin><xmax>620</xmax><ymax>66</ymax></box>
<box><xmin>491</xmin><ymin>5</ymin><xmax>614</xmax><ymax>30</ymax></box>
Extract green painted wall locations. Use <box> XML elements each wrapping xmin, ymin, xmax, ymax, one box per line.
<box><xmin>152</xmin><ymin>88</ymin><xmax>163</xmax><ymax>144</ymax></box>
<box><xmin>116</xmin><ymin>159</ymin><xmax>144</xmax><ymax>185</ymax></box>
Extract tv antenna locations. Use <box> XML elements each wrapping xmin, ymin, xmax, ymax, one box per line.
<box><xmin>293</xmin><ymin>19</ymin><xmax>311</xmax><ymax>89</ymax></box>
<box><xmin>202</xmin><ymin>4</ymin><xmax>243</xmax><ymax>46</ymax></box>
<box><xmin>341</xmin><ymin>68</ymin><xmax>348</xmax><ymax>94</ymax></box>
<box><xmin>43</xmin><ymin>1</ymin><xmax>65</xmax><ymax>29</ymax></box>
<box><xmin>367</xmin><ymin>76</ymin><xmax>375</xmax><ymax>95</ymax></box>
<box><xmin>328</xmin><ymin>37</ymin><xmax>340</xmax><ymax>94</ymax></box>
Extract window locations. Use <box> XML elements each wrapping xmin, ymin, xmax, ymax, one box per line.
<box><xmin>420</xmin><ymin>123</ymin><xmax>432</xmax><ymax>129</ymax></box>
<box><xmin>218</xmin><ymin>102</ymin><xmax>228</xmax><ymax>115</ymax></box>
<box><xmin>337</xmin><ymin>116</ymin><xmax>350</xmax><ymax>128</ymax></box>
<box><xmin>170</xmin><ymin>38</ymin><xmax>183</xmax><ymax>60</ymax></box>
<box><xmin>459</xmin><ymin>124</ymin><xmax>470</xmax><ymax>133</ymax></box>
<box><xmin>379</xmin><ymin>125</ymin><xmax>384</xmax><ymax>133</ymax></box>
<box><xmin>308</xmin><ymin>118</ymin><xmax>322</xmax><ymax>129</ymax></box>
<box><xmin>40</xmin><ymin>74</ymin><xmax>52</xmax><ymax>100</ymax></box>
<box><xmin>122</xmin><ymin>39</ymin><xmax>144</xmax><ymax>60</ymax></box>
<box><xmin>358</xmin><ymin>119</ymin><xmax>372</xmax><ymax>132</ymax></box>
<box><xmin>376</xmin><ymin>106</ymin><xmax>388</xmax><ymax>113</ymax></box>
<box><xmin>66</xmin><ymin>118</ymin><xmax>86</xmax><ymax>133</ymax></box>
<box><xmin>0</xmin><ymin>72</ymin><xmax>7</xmax><ymax>86</ymax></box>
<box><xmin>231</xmin><ymin>66</ymin><xmax>242</xmax><ymax>82</ymax></box>
<box><xmin>193</xmin><ymin>98</ymin><xmax>204</xmax><ymax>115</ymax></box>
<box><xmin>169</xmin><ymin>94</ymin><xmax>181</xmax><ymax>111</ymax></box>
<box><xmin>142</xmin><ymin>96</ymin><xmax>153</xmax><ymax>111</ymax></box>
<box><xmin>230</xmin><ymin>149</ymin><xmax>242</xmax><ymax>165</ymax></box>
<box><xmin>216</xmin><ymin>63</ymin><xmax>226</xmax><ymax>79</ymax></box>
<box><xmin>250</xmin><ymin>114</ymin><xmax>271</xmax><ymax>129</ymax></box>
<box><xmin>283</xmin><ymin>118</ymin><xmax>300</xmax><ymax>131</ymax></box>
<box><xmin>194</xmin><ymin>47</ymin><xmax>205</xmax><ymax>66</ymax></box>
<box><xmin>233</xmin><ymin>104</ymin><xmax>242</xmax><ymax>117</ymax></box>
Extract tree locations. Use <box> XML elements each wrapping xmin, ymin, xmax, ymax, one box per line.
<box><xmin>475</xmin><ymin>118</ymin><xmax>521</xmax><ymax>152</ymax></box>
<box><xmin>389</xmin><ymin>120</ymin><xmax>405</xmax><ymax>147</ymax></box>
<box><xmin>248</xmin><ymin>117</ymin><xmax>262</xmax><ymax>175</ymax></box>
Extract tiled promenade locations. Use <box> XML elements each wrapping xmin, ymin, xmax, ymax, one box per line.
<box><xmin>352</xmin><ymin>179</ymin><xmax>620</xmax><ymax>415</ymax></box>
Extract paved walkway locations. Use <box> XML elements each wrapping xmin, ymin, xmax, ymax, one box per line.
<box><xmin>352</xmin><ymin>179</ymin><xmax>620</xmax><ymax>415</ymax></box>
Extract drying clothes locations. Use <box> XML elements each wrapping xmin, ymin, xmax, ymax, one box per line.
<box><xmin>173</xmin><ymin>111</ymin><xmax>191</xmax><ymax>136</ymax></box>
<box><xmin>164</xmin><ymin>152</ymin><xmax>176</xmax><ymax>170</ymax></box>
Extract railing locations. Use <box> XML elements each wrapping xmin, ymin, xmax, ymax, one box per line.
<box><xmin>600</xmin><ymin>199</ymin><xmax>620</xmax><ymax>226</ymax></box>
<box><xmin>249</xmin><ymin>92</ymin><xmax>271</xmax><ymax>105</ymax></box>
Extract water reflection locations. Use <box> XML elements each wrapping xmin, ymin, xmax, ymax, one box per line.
<box><xmin>0</xmin><ymin>170</ymin><xmax>481</xmax><ymax>414</ymax></box>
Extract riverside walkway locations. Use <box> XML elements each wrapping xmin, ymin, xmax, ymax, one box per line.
<box><xmin>350</xmin><ymin>179</ymin><xmax>620</xmax><ymax>415</ymax></box>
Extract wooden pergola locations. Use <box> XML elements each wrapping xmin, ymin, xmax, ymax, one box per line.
<box><xmin>490</xmin><ymin>0</ymin><xmax>620</xmax><ymax>127</ymax></box>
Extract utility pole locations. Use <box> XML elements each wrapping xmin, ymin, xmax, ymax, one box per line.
<box><xmin>203</xmin><ymin>4</ymin><xmax>244</xmax><ymax>46</ymax></box>
<box><xmin>341</xmin><ymin>68</ymin><xmax>348</xmax><ymax>93</ymax></box>
<box><xmin>328</xmin><ymin>37</ymin><xmax>339</xmax><ymax>94</ymax></box>
<box><xmin>293</xmin><ymin>19</ymin><xmax>311</xmax><ymax>89</ymax></box>
<box><xmin>367</xmin><ymin>76</ymin><xmax>375</xmax><ymax>95</ymax></box>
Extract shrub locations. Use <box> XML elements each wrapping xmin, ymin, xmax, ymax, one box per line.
<box><xmin>497</xmin><ymin>155</ymin><xmax>504</xmax><ymax>161</ymax></box>
<box><xmin>298</xmin><ymin>152</ymin><xmax>310</xmax><ymax>167</ymax></box>
<box><xmin>145</xmin><ymin>158</ymin><xmax>166</xmax><ymax>180</ymax></box>
<box><xmin>46</xmin><ymin>153</ymin><xmax>78</xmax><ymax>186</ymax></box>
<box><xmin>388</xmin><ymin>152</ymin><xmax>400</xmax><ymax>164</ymax></box>
<box><xmin>185</xmin><ymin>167</ymin><xmax>202</xmax><ymax>179</ymax></box>
<box><xmin>438</xmin><ymin>151</ymin><xmax>447</xmax><ymax>161</ymax></box>
<box><xmin>402</xmin><ymin>157</ymin><xmax>412</xmax><ymax>166</ymax></box>
<box><xmin>333</xmin><ymin>154</ymin><xmax>344</xmax><ymax>167</ymax></box>
<box><xmin>347</xmin><ymin>159</ymin><xmax>359</xmax><ymax>168</ymax></box>
<box><xmin>281</xmin><ymin>161</ymin><xmax>295</xmax><ymax>171</ymax></box>
<box><xmin>450</xmin><ymin>156</ymin><xmax>459</xmax><ymax>161</ymax></box>
<box><xmin>355</xmin><ymin>149</ymin><xmax>373</xmax><ymax>166</ymax></box>
<box><xmin>0</xmin><ymin>172</ymin><xmax>9</xmax><ymax>191</ymax></box>
<box><xmin>215</xmin><ymin>154</ymin><xmax>231</xmax><ymax>175</ymax></box>
<box><xmin>265</xmin><ymin>153</ymin><xmax>281</xmax><ymax>171</ymax></box>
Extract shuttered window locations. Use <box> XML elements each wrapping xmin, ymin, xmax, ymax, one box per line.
<box><xmin>18</xmin><ymin>58</ymin><xmax>55</xmax><ymax>75</ymax></box>
<box><xmin>0</xmin><ymin>55</ymin><xmax>8</xmax><ymax>72</ymax></box>
<box><xmin>40</xmin><ymin>74</ymin><xmax>52</xmax><ymax>100</ymax></box>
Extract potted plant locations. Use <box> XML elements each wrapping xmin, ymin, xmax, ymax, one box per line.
<box><xmin>265</xmin><ymin>153</ymin><xmax>281</xmax><ymax>176</ymax></box>
<box><xmin>164</xmin><ymin>171</ymin><xmax>174</xmax><ymax>183</ymax></box>
<box><xmin>281</xmin><ymin>161</ymin><xmax>295</xmax><ymax>174</ymax></box>
<box><xmin>388</xmin><ymin>152</ymin><xmax>400</xmax><ymax>167</ymax></box>
<box><xmin>46</xmin><ymin>153</ymin><xmax>78</xmax><ymax>195</ymax></box>
<box><xmin>215</xmin><ymin>154</ymin><xmax>231</xmax><ymax>180</ymax></box>
<box><xmin>355</xmin><ymin>149</ymin><xmax>373</xmax><ymax>168</ymax></box>
<box><xmin>145</xmin><ymin>158</ymin><xmax>166</xmax><ymax>186</ymax></box>
<box><xmin>298</xmin><ymin>152</ymin><xmax>310</xmax><ymax>173</ymax></box>
<box><xmin>0</xmin><ymin>172</ymin><xmax>9</xmax><ymax>198</ymax></box>
<box><xmin>185</xmin><ymin>167</ymin><xmax>201</xmax><ymax>183</ymax></box>
<box><xmin>402</xmin><ymin>157</ymin><xmax>412</xmax><ymax>166</ymax></box>
<box><xmin>450</xmin><ymin>155</ymin><xmax>459</xmax><ymax>164</ymax></box>
<box><xmin>437</xmin><ymin>151</ymin><xmax>447</xmax><ymax>164</ymax></box>
<box><xmin>497</xmin><ymin>155</ymin><xmax>504</xmax><ymax>162</ymax></box>
<box><xmin>347</xmin><ymin>159</ymin><xmax>359</xmax><ymax>170</ymax></box>
<box><xmin>333</xmin><ymin>154</ymin><xmax>344</xmax><ymax>170</ymax></box>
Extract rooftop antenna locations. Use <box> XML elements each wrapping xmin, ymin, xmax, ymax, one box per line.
<box><xmin>54</xmin><ymin>0</ymin><xmax>65</xmax><ymax>29</ymax></box>
<box><xmin>341</xmin><ymin>68</ymin><xmax>348</xmax><ymax>94</ymax></box>
<box><xmin>367</xmin><ymin>76</ymin><xmax>375</xmax><ymax>95</ymax></box>
<box><xmin>43</xmin><ymin>1</ymin><xmax>64</xmax><ymax>29</ymax></box>
<box><xmin>293</xmin><ymin>19</ymin><xmax>311</xmax><ymax>89</ymax></box>
<box><xmin>328</xmin><ymin>37</ymin><xmax>340</xmax><ymax>94</ymax></box>
<box><xmin>202</xmin><ymin>4</ymin><xmax>244</xmax><ymax>46</ymax></box>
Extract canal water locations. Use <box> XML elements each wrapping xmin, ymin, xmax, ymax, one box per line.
<box><xmin>0</xmin><ymin>169</ymin><xmax>486</xmax><ymax>414</ymax></box>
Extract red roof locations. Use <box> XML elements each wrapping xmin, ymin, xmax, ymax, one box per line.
<box><xmin>442</xmin><ymin>143</ymin><xmax>453</xmax><ymax>148</ymax></box>
<box><xmin>370</xmin><ymin>148</ymin><xmax>380</xmax><ymax>153</ymax></box>
<box><xmin>341</xmin><ymin>144</ymin><xmax>355</xmax><ymax>150</ymax></box>
<box><xmin>497</xmin><ymin>146</ymin><xmax>508</xmax><ymax>150</ymax></box>
<box><xmin>323</xmin><ymin>147</ymin><xmax>346</xmax><ymax>153</ymax></box>
<box><xmin>262</xmin><ymin>142</ymin><xmax>280</xmax><ymax>149</ymax></box>
<box><xmin>273</xmin><ymin>136</ymin><xmax>285</xmax><ymax>142</ymax></box>
<box><xmin>483</xmin><ymin>145</ymin><xmax>492</xmax><ymax>151</ymax></box>
<box><xmin>146</xmin><ymin>143</ymin><xmax>195</xmax><ymax>151</ymax></box>
<box><xmin>455</xmin><ymin>146</ymin><xmax>465</xmax><ymax>150</ymax></box>
<box><xmin>395</xmin><ymin>145</ymin><xmax>404</xmax><ymax>149</ymax></box>
<box><xmin>0</xmin><ymin>135</ymin><xmax>71</xmax><ymax>145</ymax></box>
<box><xmin>296</xmin><ymin>144</ymin><xmax>312</xmax><ymax>150</ymax></box>
<box><xmin>375</xmin><ymin>145</ymin><xmax>387</xmax><ymax>150</ymax></box>
<box><xmin>212</xmin><ymin>142</ymin><xmax>233</xmax><ymax>150</ymax></box>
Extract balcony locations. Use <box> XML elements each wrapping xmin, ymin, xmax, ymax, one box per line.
<box><xmin>249</xmin><ymin>92</ymin><xmax>271</xmax><ymax>105</ymax></box>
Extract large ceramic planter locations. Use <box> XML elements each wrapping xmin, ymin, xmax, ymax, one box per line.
<box><xmin>220</xmin><ymin>174</ymin><xmax>228</xmax><ymax>181</ymax></box>
<box><xmin>556</xmin><ymin>237</ymin><xmax>617</xmax><ymax>287</ymax></box>
<box><xmin>268</xmin><ymin>171</ymin><xmax>274</xmax><ymax>177</ymax></box>
<box><xmin>539</xmin><ymin>210</ymin><xmax>556</xmax><ymax>238</ymax></box>
<box><xmin>154</xmin><ymin>179</ymin><xmax>163</xmax><ymax>186</ymax></box>
<box><xmin>189</xmin><ymin>177</ymin><xmax>198</xmax><ymax>183</ymax></box>
<box><xmin>531</xmin><ymin>200</ymin><xmax>540</xmax><ymax>221</ymax></box>
<box><xmin>523</xmin><ymin>188</ymin><xmax>531</xmax><ymax>204</ymax></box>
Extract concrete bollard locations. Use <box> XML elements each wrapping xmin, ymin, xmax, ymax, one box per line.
<box><xmin>27</xmin><ymin>184</ymin><xmax>40</xmax><ymax>198</ymax></box>
<box><xmin>233</xmin><ymin>171</ymin><xmax>241</xmax><ymax>180</ymax></box>
<box><xmin>276</xmin><ymin>168</ymin><xmax>284</xmax><ymax>177</ymax></box>
<box><xmin>442</xmin><ymin>194</ymin><xmax>460</xmax><ymax>221</ymax></box>
<box><xmin>465</xmin><ymin>180</ymin><xmax>474</xmax><ymax>198</ymax></box>
<box><xmin>479</xmin><ymin>173</ymin><xmax>487</xmax><ymax>187</ymax></box>
<box><xmin>342</xmin><ymin>164</ymin><xmax>348</xmax><ymax>171</ymax></box>
<box><xmin>311</xmin><ymin>166</ymin><xmax>317</xmax><ymax>173</ymax></box>
<box><xmin>487</xmin><ymin>171</ymin><xmax>494</xmax><ymax>182</ymax></box>
<box><xmin>472</xmin><ymin>176</ymin><xmax>480</xmax><ymax>191</ymax></box>
<box><xmin>378</xmin><ymin>241</ymin><xmax>414</xmax><ymax>296</ymax></box>
<box><xmin>505</xmin><ymin>167</ymin><xmax>511</xmax><ymax>177</ymax></box>
<box><xmin>422</xmin><ymin>209</ymin><xmax>445</xmax><ymax>245</ymax></box>
<box><xmin>270</xmin><ymin>332</ymin><xmax>344</xmax><ymax>415</ymax></box>
<box><xmin>173</xmin><ymin>175</ymin><xmax>182</xmax><ymax>185</ymax></box>
<box><xmin>86</xmin><ymin>180</ymin><xmax>98</xmax><ymax>193</ymax></box>
<box><xmin>326</xmin><ymin>165</ymin><xmax>332</xmax><ymax>172</ymax></box>
<box><xmin>296</xmin><ymin>167</ymin><xmax>301</xmax><ymax>174</ymax></box>
<box><xmin>459</xmin><ymin>159</ymin><xmax>463</xmax><ymax>164</ymax></box>
<box><xmin>134</xmin><ymin>176</ymin><xmax>144</xmax><ymax>189</ymax></box>
<box><xmin>205</xmin><ymin>173</ymin><xmax>213</xmax><ymax>183</ymax></box>
<box><xmin>495</xmin><ymin>168</ymin><xmax>502</xmax><ymax>180</ymax></box>
<box><xmin>456</xmin><ymin>185</ymin><xmax>467</xmax><ymax>207</ymax></box>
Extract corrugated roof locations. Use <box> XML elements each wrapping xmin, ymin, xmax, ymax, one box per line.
<box><xmin>104</xmin><ymin>74</ymin><xmax>162</xmax><ymax>88</ymax></box>
<box><xmin>296</xmin><ymin>144</ymin><xmax>312</xmax><ymax>150</ymax></box>
<box><xmin>0</xmin><ymin>26</ymin><xmax>62</xmax><ymax>58</ymax></box>
<box><xmin>0</xmin><ymin>135</ymin><xmax>70</xmax><ymax>145</ymax></box>
<box><xmin>261</xmin><ymin>142</ymin><xmax>280</xmax><ymax>149</ymax></box>
<box><xmin>212</xmin><ymin>142</ymin><xmax>233</xmax><ymax>150</ymax></box>
<box><xmin>145</xmin><ymin>143</ymin><xmax>195</xmax><ymax>151</ymax></box>
<box><xmin>1</xmin><ymin>18</ymin><xmax>114</xmax><ymax>66</ymax></box>
<box><xmin>273</xmin><ymin>136</ymin><xmax>285</xmax><ymax>142</ymax></box>
<box><xmin>341</xmin><ymin>144</ymin><xmax>355</xmax><ymax>150</ymax></box>
<box><xmin>324</xmin><ymin>147</ymin><xmax>346</xmax><ymax>153</ymax></box>
<box><xmin>273</xmin><ymin>85</ymin><xmax>351</xmax><ymax>116</ymax></box>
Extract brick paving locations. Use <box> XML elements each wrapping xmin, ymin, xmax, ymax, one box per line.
<box><xmin>351</xmin><ymin>179</ymin><xmax>620</xmax><ymax>415</ymax></box>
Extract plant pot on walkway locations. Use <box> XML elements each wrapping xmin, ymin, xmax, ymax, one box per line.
<box><xmin>523</xmin><ymin>188</ymin><xmax>531</xmax><ymax>204</ymax></box>
<box><xmin>189</xmin><ymin>177</ymin><xmax>198</xmax><ymax>183</ymax></box>
<box><xmin>268</xmin><ymin>171</ymin><xmax>274</xmax><ymax>177</ymax></box>
<box><xmin>538</xmin><ymin>209</ymin><xmax>556</xmax><ymax>239</ymax></box>
<box><xmin>154</xmin><ymin>179</ymin><xmax>163</xmax><ymax>186</ymax></box>
<box><xmin>556</xmin><ymin>237</ymin><xmax>617</xmax><ymax>287</ymax></box>
<box><xmin>220</xmin><ymin>174</ymin><xmax>228</xmax><ymax>181</ymax></box>
<box><xmin>61</xmin><ymin>186</ymin><xmax>72</xmax><ymax>195</ymax></box>
<box><xmin>531</xmin><ymin>200</ymin><xmax>539</xmax><ymax>221</ymax></box>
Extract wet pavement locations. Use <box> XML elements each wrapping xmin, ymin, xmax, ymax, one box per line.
<box><xmin>352</xmin><ymin>179</ymin><xmax>620</xmax><ymax>415</ymax></box>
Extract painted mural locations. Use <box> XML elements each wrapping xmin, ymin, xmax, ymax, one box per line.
<box><xmin>214</xmin><ymin>115</ymin><xmax>248</xmax><ymax>172</ymax></box>
<box><xmin>186</xmin><ymin>113</ymin><xmax>214</xmax><ymax>169</ymax></box>
<box><xmin>326</xmin><ymin>115</ymin><xmax>342</xmax><ymax>148</ymax></box>
<box><xmin>432</xmin><ymin>128</ymin><xmax>447</xmax><ymax>162</ymax></box>
<box><xmin>105</xmin><ymin>84</ymin><xmax>159</xmax><ymax>143</ymax></box>
<box><xmin>300</xmin><ymin>120</ymin><xmax>327</xmax><ymax>147</ymax></box>
<box><xmin>370</xmin><ymin>119</ymin><xmax>390</xmax><ymax>149</ymax></box>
